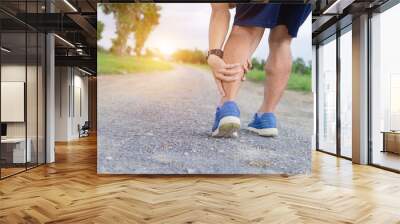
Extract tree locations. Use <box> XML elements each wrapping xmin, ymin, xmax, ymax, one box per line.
<box><xmin>133</xmin><ymin>4</ymin><xmax>160</xmax><ymax>56</ymax></box>
<box><xmin>97</xmin><ymin>21</ymin><xmax>104</xmax><ymax>41</ymax></box>
<box><xmin>99</xmin><ymin>3</ymin><xmax>161</xmax><ymax>56</ymax></box>
<box><xmin>292</xmin><ymin>58</ymin><xmax>310</xmax><ymax>75</ymax></box>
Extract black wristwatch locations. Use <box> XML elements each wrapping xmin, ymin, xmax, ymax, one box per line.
<box><xmin>206</xmin><ymin>49</ymin><xmax>224</xmax><ymax>60</ymax></box>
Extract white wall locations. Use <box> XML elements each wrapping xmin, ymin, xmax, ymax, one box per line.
<box><xmin>1</xmin><ymin>65</ymin><xmax>26</xmax><ymax>140</ymax></box>
<box><xmin>75</xmin><ymin>71</ymin><xmax>89</xmax><ymax>138</ymax></box>
<box><xmin>70</xmin><ymin>73</ymin><xmax>89</xmax><ymax>138</ymax></box>
<box><xmin>1</xmin><ymin>63</ymin><xmax>46</xmax><ymax>164</ymax></box>
<box><xmin>54</xmin><ymin>67</ymin><xmax>89</xmax><ymax>141</ymax></box>
<box><xmin>55</xmin><ymin>66</ymin><xmax>70</xmax><ymax>141</ymax></box>
<box><xmin>1</xmin><ymin>65</ymin><xmax>36</xmax><ymax>138</ymax></box>
<box><xmin>1</xmin><ymin>65</ymin><xmax>26</xmax><ymax>132</ymax></box>
<box><xmin>1</xmin><ymin>82</ymin><xmax>25</xmax><ymax>122</ymax></box>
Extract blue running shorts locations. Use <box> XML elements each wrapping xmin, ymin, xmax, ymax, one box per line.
<box><xmin>233</xmin><ymin>3</ymin><xmax>311</xmax><ymax>38</ymax></box>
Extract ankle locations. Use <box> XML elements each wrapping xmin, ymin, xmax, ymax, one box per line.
<box><xmin>219</xmin><ymin>96</ymin><xmax>235</xmax><ymax>106</ymax></box>
<box><xmin>257</xmin><ymin>106</ymin><xmax>275</xmax><ymax>114</ymax></box>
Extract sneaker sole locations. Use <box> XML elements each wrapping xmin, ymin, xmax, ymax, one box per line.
<box><xmin>247</xmin><ymin>127</ymin><xmax>278</xmax><ymax>137</ymax></box>
<box><xmin>212</xmin><ymin>116</ymin><xmax>241</xmax><ymax>138</ymax></box>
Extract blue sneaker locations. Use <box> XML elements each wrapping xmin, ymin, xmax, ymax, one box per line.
<box><xmin>248</xmin><ymin>112</ymin><xmax>278</xmax><ymax>137</ymax></box>
<box><xmin>211</xmin><ymin>101</ymin><xmax>241</xmax><ymax>138</ymax></box>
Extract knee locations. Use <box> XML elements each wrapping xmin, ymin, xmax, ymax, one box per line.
<box><xmin>266</xmin><ymin>28</ymin><xmax>293</xmax><ymax>76</ymax></box>
<box><xmin>269</xmin><ymin>25</ymin><xmax>292</xmax><ymax>46</ymax></box>
<box><xmin>231</xmin><ymin>25</ymin><xmax>261</xmax><ymax>39</ymax></box>
<box><xmin>269</xmin><ymin>37</ymin><xmax>292</xmax><ymax>52</ymax></box>
<box><xmin>268</xmin><ymin>29</ymin><xmax>292</xmax><ymax>56</ymax></box>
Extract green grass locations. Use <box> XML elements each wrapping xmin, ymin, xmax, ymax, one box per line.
<box><xmin>246</xmin><ymin>69</ymin><xmax>265</xmax><ymax>82</ymax></box>
<box><xmin>97</xmin><ymin>53</ymin><xmax>311</xmax><ymax>92</ymax></box>
<box><xmin>286</xmin><ymin>72</ymin><xmax>312</xmax><ymax>92</ymax></box>
<box><xmin>184</xmin><ymin>64</ymin><xmax>311</xmax><ymax>92</ymax></box>
<box><xmin>183</xmin><ymin>64</ymin><xmax>311</xmax><ymax>92</ymax></box>
<box><xmin>98</xmin><ymin>52</ymin><xmax>173</xmax><ymax>74</ymax></box>
<box><xmin>246</xmin><ymin>69</ymin><xmax>311</xmax><ymax>92</ymax></box>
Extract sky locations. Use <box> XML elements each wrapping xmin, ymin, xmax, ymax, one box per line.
<box><xmin>98</xmin><ymin>4</ymin><xmax>312</xmax><ymax>62</ymax></box>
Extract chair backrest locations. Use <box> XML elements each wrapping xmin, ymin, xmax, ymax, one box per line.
<box><xmin>82</xmin><ymin>121</ymin><xmax>90</xmax><ymax>129</ymax></box>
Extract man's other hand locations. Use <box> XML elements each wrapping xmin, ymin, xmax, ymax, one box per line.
<box><xmin>207</xmin><ymin>54</ymin><xmax>244</xmax><ymax>96</ymax></box>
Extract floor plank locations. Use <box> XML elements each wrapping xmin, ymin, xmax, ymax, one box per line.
<box><xmin>1</xmin><ymin>135</ymin><xmax>400</xmax><ymax>224</ymax></box>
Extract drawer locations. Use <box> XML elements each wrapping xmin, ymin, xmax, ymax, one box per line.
<box><xmin>384</xmin><ymin>133</ymin><xmax>400</xmax><ymax>154</ymax></box>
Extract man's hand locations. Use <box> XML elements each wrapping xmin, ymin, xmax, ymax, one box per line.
<box><xmin>208</xmin><ymin>54</ymin><xmax>243</xmax><ymax>82</ymax></box>
<box><xmin>242</xmin><ymin>58</ymin><xmax>252</xmax><ymax>81</ymax></box>
<box><xmin>208</xmin><ymin>54</ymin><xmax>244</xmax><ymax>96</ymax></box>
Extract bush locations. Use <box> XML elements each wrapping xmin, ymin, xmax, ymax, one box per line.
<box><xmin>251</xmin><ymin>58</ymin><xmax>265</xmax><ymax>71</ymax></box>
<box><xmin>172</xmin><ymin>49</ymin><xmax>207</xmax><ymax>64</ymax></box>
<box><xmin>292</xmin><ymin>58</ymin><xmax>311</xmax><ymax>75</ymax></box>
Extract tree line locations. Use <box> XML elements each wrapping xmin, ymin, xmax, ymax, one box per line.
<box><xmin>171</xmin><ymin>49</ymin><xmax>207</xmax><ymax>64</ymax></box>
<box><xmin>97</xmin><ymin>3</ymin><xmax>311</xmax><ymax>76</ymax></box>
<box><xmin>170</xmin><ymin>49</ymin><xmax>311</xmax><ymax>75</ymax></box>
<box><xmin>251</xmin><ymin>58</ymin><xmax>311</xmax><ymax>75</ymax></box>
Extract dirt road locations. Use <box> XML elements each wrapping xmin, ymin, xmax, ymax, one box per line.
<box><xmin>98</xmin><ymin>65</ymin><xmax>313</xmax><ymax>174</ymax></box>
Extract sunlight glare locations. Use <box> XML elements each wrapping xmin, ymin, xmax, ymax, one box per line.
<box><xmin>159</xmin><ymin>44</ymin><xmax>175</xmax><ymax>56</ymax></box>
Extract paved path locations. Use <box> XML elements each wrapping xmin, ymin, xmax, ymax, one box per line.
<box><xmin>98</xmin><ymin>65</ymin><xmax>313</xmax><ymax>174</ymax></box>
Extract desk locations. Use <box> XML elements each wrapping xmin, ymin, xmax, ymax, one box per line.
<box><xmin>382</xmin><ymin>131</ymin><xmax>400</xmax><ymax>154</ymax></box>
<box><xmin>1</xmin><ymin>138</ymin><xmax>31</xmax><ymax>163</ymax></box>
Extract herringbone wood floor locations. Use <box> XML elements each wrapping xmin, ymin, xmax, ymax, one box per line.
<box><xmin>1</xmin><ymin>135</ymin><xmax>400</xmax><ymax>224</ymax></box>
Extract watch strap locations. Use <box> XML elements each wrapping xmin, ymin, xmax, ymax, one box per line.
<box><xmin>207</xmin><ymin>49</ymin><xmax>224</xmax><ymax>60</ymax></box>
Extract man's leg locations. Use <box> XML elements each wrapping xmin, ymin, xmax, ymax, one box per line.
<box><xmin>258</xmin><ymin>25</ymin><xmax>293</xmax><ymax>113</ymax></box>
<box><xmin>211</xmin><ymin>25</ymin><xmax>264</xmax><ymax>137</ymax></box>
<box><xmin>220</xmin><ymin>25</ymin><xmax>264</xmax><ymax>104</ymax></box>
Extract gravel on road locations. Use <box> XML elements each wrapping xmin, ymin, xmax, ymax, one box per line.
<box><xmin>98</xmin><ymin>65</ymin><xmax>313</xmax><ymax>174</ymax></box>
